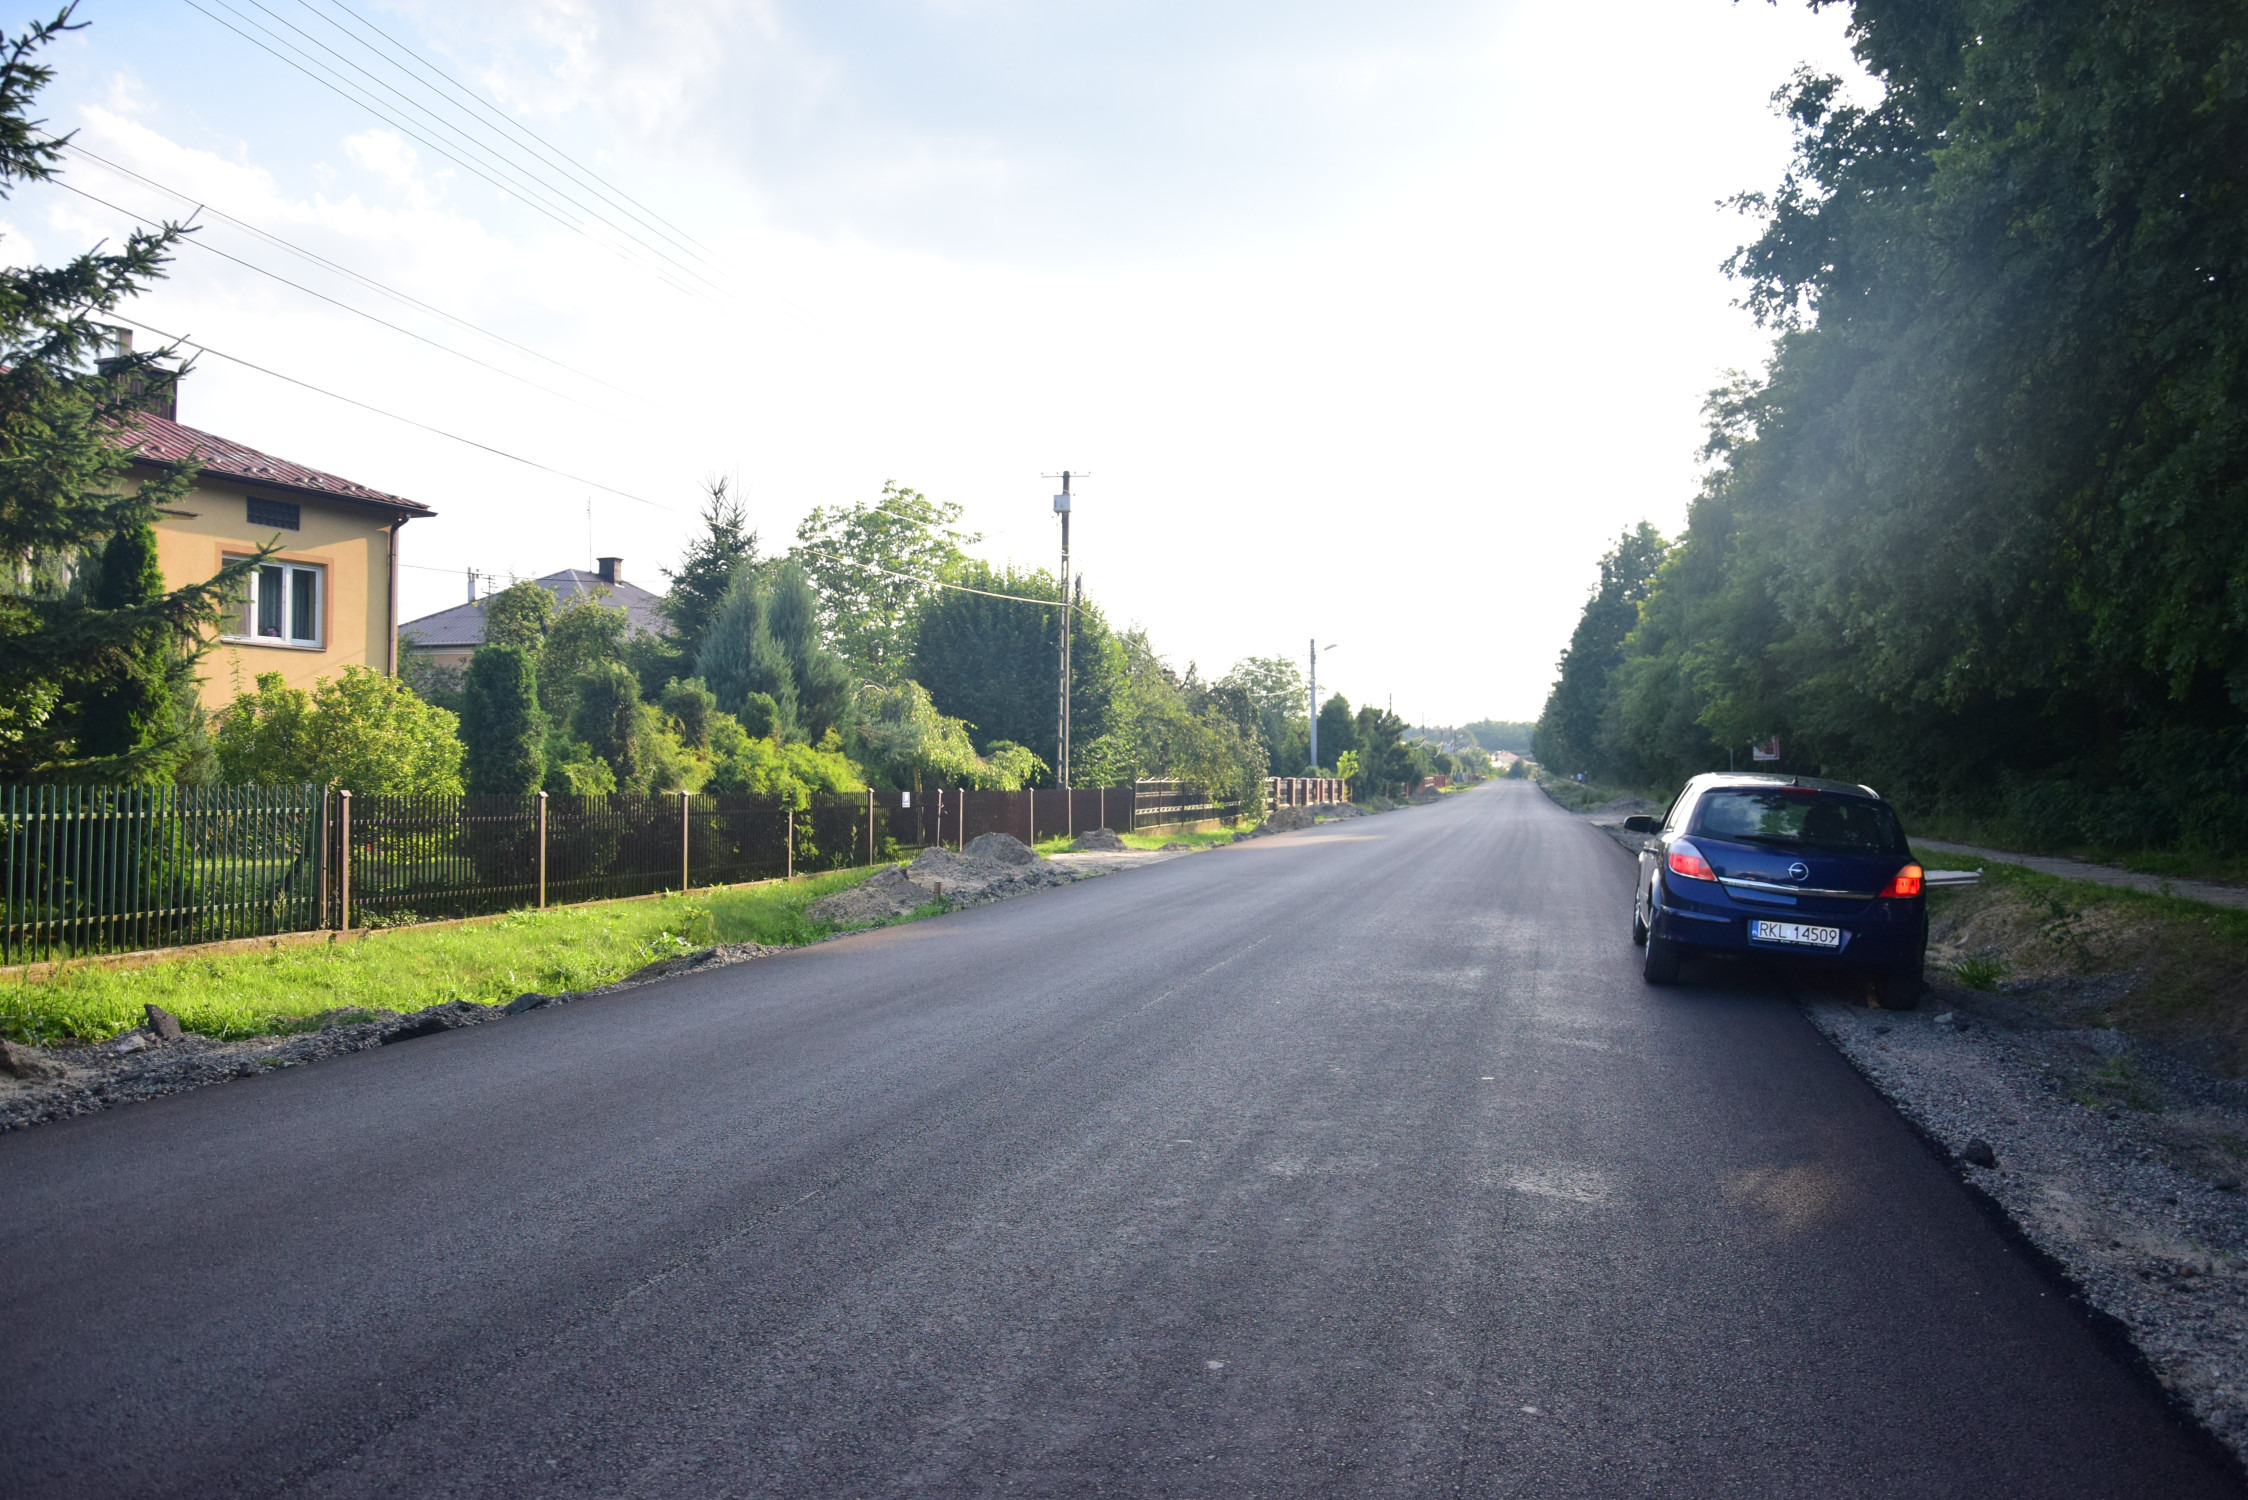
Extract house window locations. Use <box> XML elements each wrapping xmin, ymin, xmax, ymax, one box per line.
<box><xmin>247</xmin><ymin>496</ymin><xmax>300</xmax><ymax>531</ymax></box>
<box><xmin>225</xmin><ymin>557</ymin><xmax>323</xmax><ymax>647</ymax></box>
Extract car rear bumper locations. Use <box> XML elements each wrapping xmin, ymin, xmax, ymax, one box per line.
<box><xmin>1651</xmin><ymin>878</ymin><xmax>1925</xmax><ymax>970</ymax></box>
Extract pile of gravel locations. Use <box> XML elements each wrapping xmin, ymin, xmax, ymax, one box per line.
<box><xmin>803</xmin><ymin>867</ymin><xmax>934</xmax><ymax>927</ymax></box>
<box><xmin>1069</xmin><ymin>827</ymin><xmax>1127</xmax><ymax>852</ymax></box>
<box><xmin>806</xmin><ymin>834</ymin><xmax>1081</xmax><ymax>932</ymax></box>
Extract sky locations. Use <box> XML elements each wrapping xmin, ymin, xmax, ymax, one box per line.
<box><xmin>14</xmin><ymin>0</ymin><xmax>1872</xmax><ymax>725</ymax></box>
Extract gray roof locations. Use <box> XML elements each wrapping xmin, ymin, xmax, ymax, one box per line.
<box><xmin>399</xmin><ymin>569</ymin><xmax>669</xmax><ymax>652</ymax></box>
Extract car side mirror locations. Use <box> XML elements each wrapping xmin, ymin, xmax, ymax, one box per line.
<box><xmin>1622</xmin><ymin>815</ymin><xmax>1659</xmax><ymax>833</ymax></box>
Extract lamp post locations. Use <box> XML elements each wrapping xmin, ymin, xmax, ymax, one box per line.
<box><xmin>1308</xmin><ymin>640</ymin><xmax>1339</xmax><ymax>772</ymax></box>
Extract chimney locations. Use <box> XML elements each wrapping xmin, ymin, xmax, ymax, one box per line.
<box><xmin>596</xmin><ymin>556</ymin><xmax>621</xmax><ymax>585</ymax></box>
<box><xmin>94</xmin><ymin>327</ymin><xmax>180</xmax><ymax>422</ymax></box>
<box><xmin>467</xmin><ymin>567</ymin><xmax>479</xmax><ymax>603</ymax></box>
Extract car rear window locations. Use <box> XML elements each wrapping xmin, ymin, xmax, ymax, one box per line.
<box><xmin>1691</xmin><ymin>789</ymin><xmax>1905</xmax><ymax>854</ymax></box>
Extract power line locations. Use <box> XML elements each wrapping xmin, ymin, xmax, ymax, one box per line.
<box><xmin>791</xmin><ymin>544</ymin><xmax>1073</xmax><ymax>610</ymax></box>
<box><xmin>48</xmin><ymin>176</ymin><xmax>640</xmax><ymax>427</ymax></box>
<box><xmin>115</xmin><ymin>314</ymin><xmax>681</xmax><ymax>512</ymax></box>
<box><xmin>57</xmin><ymin>141</ymin><xmax>648</xmax><ymax>405</ymax></box>
<box><xmin>303</xmin><ymin>0</ymin><xmax>717</xmax><ymax>270</ymax></box>
<box><xmin>232</xmin><ymin>0</ymin><xmax>726</xmax><ymax>298</ymax></box>
<box><xmin>180</xmin><ymin>0</ymin><xmax>714</xmax><ymax>304</ymax></box>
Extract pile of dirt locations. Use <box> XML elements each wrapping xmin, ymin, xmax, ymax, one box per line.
<box><xmin>963</xmin><ymin>832</ymin><xmax>1039</xmax><ymax>865</ymax></box>
<box><xmin>908</xmin><ymin>840</ymin><xmax>1069</xmax><ymax>902</ymax></box>
<box><xmin>804</xmin><ymin>866</ymin><xmax>935</xmax><ymax>928</ymax></box>
<box><xmin>1069</xmin><ymin>827</ymin><xmax>1127</xmax><ymax>852</ymax></box>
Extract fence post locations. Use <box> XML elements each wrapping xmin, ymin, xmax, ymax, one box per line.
<box><xmin>1026</xmin><ymin>786</ymin><xmax>1034</xmax><ymax>846</ymax></box>
<box><xmin>680</xmin><ymin>789</ymin><xmax>691</xmax><ymax>892</ymax></box>
<box><xmin>785</xmin><ymin>805</ymin><xmax>794</xmax><ymax>880</ymax></box>
<box><xmin>338</xmin><ymin>790</ymin><xmax>352</xmax><ymax>932</ymax></box>
<box><xmin>537</xmin><ymin>791</ymin><xmax>548</xmax><ymax>908</ymax></box>
<box><xmin>866</xmin><ymin>788</ymin><xmax>874</xmax><ymax>867</ymax></box>
<box><xmin>957</xmin><ymin>789</ymin><xmax>965</xmax><ymax>851</ymax></box>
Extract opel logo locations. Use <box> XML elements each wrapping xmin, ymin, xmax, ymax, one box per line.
<box><xmin>1787</xmin><ymin>862</ymin><xmax>1809</xmax><ymax>882</ymax></box>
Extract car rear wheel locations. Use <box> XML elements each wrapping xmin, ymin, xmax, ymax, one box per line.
<box><xmin>1873</xmin><ymin>965</ymin><xmax>1922</xmax><ymax>1010</ymax></box>
<box><xmin>1642</xmin><ymin>931</ymin><xmax>1681</xmax><ymax>985</ymax></box>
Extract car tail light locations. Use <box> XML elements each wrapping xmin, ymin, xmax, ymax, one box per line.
<box><xmin>1879</xmin><ymin>864</ymin><xmax>1925</xmax><ymax>898</ymax></box>
<box><xmin>1666</xmin><ymin>840</ymin><xmax>1715</xmax><ymax>882</ymax></box>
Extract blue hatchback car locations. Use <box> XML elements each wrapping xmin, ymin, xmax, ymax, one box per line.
<box><xmin>1625</xmin><ymin>773</ymin><xmax>1927</xmax><ymax>1008</ymax></box>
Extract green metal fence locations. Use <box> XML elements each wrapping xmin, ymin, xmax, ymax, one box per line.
<box><xmin>1</xmin><ymin>784</ymin><xmax>325</xmax><ymax>963</ymax></box>
<box><xmin>1</xmin><ymin>779</ymin><xmax>1239</xmax><ymax>964</ymax></box>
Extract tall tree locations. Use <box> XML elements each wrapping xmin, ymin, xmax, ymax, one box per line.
<box><xmin>73</xmin><ymin>521</ymin><xmax>185</xmax><ymax>774</ymax></box>
<box><xmin>909</xmin><ymin>561</ymin><xmax>1120</xmax><ymax>778</ymax></box>
<box><xmin>697</xmin><ymin>565</ymin><xmax>799</xmax><ymax>739</ymax></box>
<box><xmin>459</xmin><ymin>644</ymin><xmax>543</xmax><ymax>795</ymax></box>
<box><xmin>481</xmin><ymin>580</ymin><xmax>554</xmax><ymax>656</ymax></box>
<box><xmin>0</xmin><ymin>8</ymin><xmax>258</xmax><ymax>781</ymax></box>
<box><xmin>1533</xmin><ymin>523</ymin><xmax>1666</xmax><ymax>779</ymax></box>
<box><xmin>1316</xmin><ymin>693</ymin><xmax>1357</xmax><ymax>769</ymax></box>
<box><xmin>662</xmin><ymin>478</ymin><xmax>757</xmax><ymax>667</ymax></box>
<box><xmin>763</xmin><ymin>559</ymin><xmax>856</xmax><ymax>742</ymax></box>
<box><xmin>792</xmin><ymin>482</ymin><xmax>977</xmax><ymax>683</ymax></box>
<box><xmin>569</xmin><ymin>662</ymin><xmax>643</xmax><ymax>793</ymax></box>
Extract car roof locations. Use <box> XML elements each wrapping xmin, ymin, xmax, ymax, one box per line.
<box><xmin>1684</xmin><ymin>772</ymin><xmax>1884</xmax><ymax>802</ymax></box>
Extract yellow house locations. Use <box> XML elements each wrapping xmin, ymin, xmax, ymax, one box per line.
<box><xmin>117</xmin><ymin>410</ymin><xmax>435</xmax><ymax>702</ymax></box>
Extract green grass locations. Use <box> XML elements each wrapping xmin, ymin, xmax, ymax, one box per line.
<box><xmin>1030</xmin><ymin>825</ymin><xmax>1246</xmax><ymax>855</ymax></box>
<box><xmin>1948</xmin><ymin>954</ymin><xmax>2009</xmax><ymax>991</ymax></box>
<box><xmin>1918</xmin><ymin>851</ymin><xmax>2248</xmax><ymax>1072</ymax></box>
<box><xmin>0</xmin><ymin>866</ymin><xmax>892</xmax><ymax>1047</ymax></box>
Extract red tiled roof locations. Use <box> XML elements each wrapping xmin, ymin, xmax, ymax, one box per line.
<box><xmin>112</xmin><ymin>411</ymin><xmax>434</xmax><ymax>516</ymax></box>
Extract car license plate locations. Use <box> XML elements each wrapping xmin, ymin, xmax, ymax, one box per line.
<box><xmin>1750</xmin><ymin>919</ymin><xmax>1841</xmax><ymax>949</ymax></box>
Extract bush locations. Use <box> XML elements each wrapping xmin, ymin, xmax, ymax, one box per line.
<box><xmin>214</xmin><ymin>668</ymin><xmax>463</xmax><ymax>794</ymax></box>
<box><xmin>460</xmin><ymin>645</ymin><xmax>543</xmax><ymax>795</ymax></box>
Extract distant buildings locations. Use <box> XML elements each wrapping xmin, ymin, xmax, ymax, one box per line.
<box><xmin>397</xmin><ymin>557</ymin><xmax>666</xmax><ymax>674</ymax></box>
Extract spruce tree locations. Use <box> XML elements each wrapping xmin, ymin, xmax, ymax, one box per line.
<box><xmin>662</xmin><ymin>478</ymin><xmax>757</xmax><ymax>665</ymax></box>
<box><xmin>696</xmin><ymin>566</ymin><xmax>798</xmax><ymax>739</ymax></box>
<box><xmin>460</xmin><ymin>644</ymin><xmax>544</xmax><ymax>795</ymax></box>
<box><xmin>764</xmin><ymin>560</ymin><xmax>854</xmax><ymax>742</ymax></box>
<box><xmin>0</xmin><ymin>8</ymin><xmax>258</xmax><ymax>781</ymax></box>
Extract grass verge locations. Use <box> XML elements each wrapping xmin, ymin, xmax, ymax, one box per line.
<box><xmin>1031</xmin><ymin>825</ymin><xmax>1245</xmax><ymax>855</ymax></box>
<box><xmin>1917</xmin><ymin>849</ymin><xmax>2248</xmax><ymax>1074</ymax></box>
<box><xmin>0</xmin><ymin>866</ymin><xmax>889</xmax><ymax>1047</ymax></box>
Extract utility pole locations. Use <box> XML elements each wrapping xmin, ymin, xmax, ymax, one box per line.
<box><xmin>1046</xmin><ymin>471</ymin><xmax>1086</xmax><ymax>788</ymax></box>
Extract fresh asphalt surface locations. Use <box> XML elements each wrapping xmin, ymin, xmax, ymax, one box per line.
<box><xmin>2</xmin><ymin>782</ymin><xmax>2238</xmax><ymax>1498</ymax></box>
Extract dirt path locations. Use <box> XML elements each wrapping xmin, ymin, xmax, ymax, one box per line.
<box><xmin>1914</xmin><ymin>837</ymin><xmax>2248</xmax><ymax>910</ymax></box>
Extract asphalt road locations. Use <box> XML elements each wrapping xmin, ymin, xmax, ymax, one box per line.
<box><xmin>2</xmin><ymin>781</ymin><xmax>2237</xmax><ymax>1498</ymax></box>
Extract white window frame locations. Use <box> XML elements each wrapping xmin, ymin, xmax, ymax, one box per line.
<box><xmin>223</xmin><ymin>556</ymin><xmax>325</xmax><ymax>649</ymax></box>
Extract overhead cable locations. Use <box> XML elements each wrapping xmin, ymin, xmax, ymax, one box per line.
<box><xmin>117</xmin><ymin>315</ymin><xmax>680</xmax><ymax>513</ymax></box>
<box><xmin>180</xmin><ymin>0</ymin><xmax>712</xmax><ymax>304</ymax></box>
<box><xmin>57</xmin><ymin>141</ymin><xmax>649</xmax><ymax>404</ymax></box>
<box><xmin>303</xmin><ymin>0</ymin><xmax>716</xmax><ymax>269</ymax></box>
<box><xmin>231</xmin><ymin>0</ymin><xmax>726</xmax><ymax>298</ymax></box>
<box><xmin>49</xmin><ymin>177</ymin><xmax>638</xmax><ymax>427</ymax></box>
